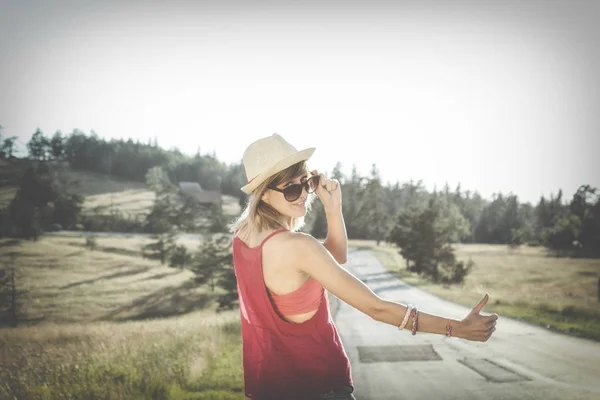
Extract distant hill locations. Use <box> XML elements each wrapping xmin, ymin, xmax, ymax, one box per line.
<box><xmin>0</xmin><ymin>158</ymin><xmax>241</xmax><ymax>217</ymax></box>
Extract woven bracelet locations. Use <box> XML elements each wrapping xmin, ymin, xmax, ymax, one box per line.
<box><xmin>398</xmin><ymin>304</ymin><xmax>413</xmax><ymax>330</ymax></box>
<box><xmin>411</xmin><ymin>308</ymin><xmax>419</xmax><ymax>335</ymax></box>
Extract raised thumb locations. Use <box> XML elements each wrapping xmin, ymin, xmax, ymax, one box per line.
<box><xmin>471</xmin><ymin>293</ymin><xmax>489</xmax><ymax>315</ymax></box>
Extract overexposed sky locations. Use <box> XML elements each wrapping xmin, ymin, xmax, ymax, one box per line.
<box><xmin>1</xmin><ymin>0</ymin><xmax>599</xmax><ymax>203</ymax></box>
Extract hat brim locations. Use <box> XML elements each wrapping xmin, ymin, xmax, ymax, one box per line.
<box><xmin>240</xmin><ymin>147</ymin><xmax>316</xmax><ymax>194</ymax></box>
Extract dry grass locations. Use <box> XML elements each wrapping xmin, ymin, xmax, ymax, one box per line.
<box><xmin>0</xmin><ymin>236</ymin><xmax>224</xmax><ymax>324</ymax></box>
<box><xmin>0</xmin><ymin>234</ymin><xmax>245</xmax><ymax>399</ymax></box>
<box><xmin>349</xmin><ymin>240</ymin><xmax>600</xmax><ymax>341</ymax></box>
<box><xmin>84</xmin><ymin>189</ymin><xmax>156</xmax><ymax>216</ymax></box>
<box><xmin>0</xmin><ymin>311</ymin><xmax>245</xmax><ymax>399</ymax></box>
<box><xmin>65</xmin><ymin>234</ymin><xmax>205</xmax><ymax>254</ymax></box>
<box><xmin>0</xmin><ymin>163</ymin><xmax>247</xmax><ymax>398</ymax></box>
<box><xmin>221</xmin><ymin>195</ymin><xmax>242</xmax><ymax>217</ymax></box>
<box><xmin>63</xmin><ymin>169</ymin><xmax>149</xmax><ymax>196</ymax></box>
<box><xmin>0</xmin><ymin>186</ymin><xmax>17</xmax><ymax>209</ymax></box>
<box><xmin>83</xmin><ymin>190</ymin><xmax>241</xmax><ymax>224</ymax></box>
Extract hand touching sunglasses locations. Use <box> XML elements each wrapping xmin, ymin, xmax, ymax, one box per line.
<box><xmin>268</xmin><ymin>174</ymin><xmax>320</xmax><ymax>202</ymax></box>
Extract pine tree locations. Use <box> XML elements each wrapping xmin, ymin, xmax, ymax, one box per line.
<box><xmin>0</xmin><ymin>125</ymin><xmax>17</xmax><ymax>158</ymax></box>
<box><xmin>142</xmin><ymin>230</ymin><xmax>176</xmax><ymax>265</ymax></box>
<box><xmin>190</xmin><ymin>234</ymin><xmax>233</xmax><ymax>293</ymax></box>
<box><xmin>342</xmin><ymin>164</ymin><xmax>364</xmax><ymax>238</ymax></box>
<box><xmin>388</xmin><ymin>199</ymin><xmax>473</xmax><ymax>283</ymax></box>
<box><xmin>0</xmin><ymin>254</ymin><xmax>25</xmax><ymax>327</ymax></box>
<box><xmin>49</xmin><ymin>131</ymin><xmax>65</xmax><ymax>159</ymax></box>
<box><xmin>310</xmin><ymin>201</ymin><xmax>328</xmax><ymax>239</ymax></box>
<box><xmin>27</xmin><ymin>129</ymin><xmax>49</xmax><ymax>160</ymax></box>
<box><xmin>358</xmin><ymin>164</ymin><xmax>387</xmax><ymax>244</ymax></box>
<box><xmin>331</xmin><ymin>162</ymin><xmax>345</xmax><ymax>183</ymax></box>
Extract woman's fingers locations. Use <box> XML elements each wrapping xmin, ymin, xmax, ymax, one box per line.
<box><xmin>316</xmin><ymin>173</ymin><xmax>340</xmax><ymax>192</ymax></box>
<box><xmin>327</xmin><ymin>179</ymin><xmax>337</xmax><ymax>192</ymax></box>
<box><xmin>465</xmin><ymin>317</ymin><xmax>497</xmax><ymax>341</ymax></box>
<box><xmin>319</xmin><ymin>173</ymin><xmax>327</xmax><ymax>188</ymax></box>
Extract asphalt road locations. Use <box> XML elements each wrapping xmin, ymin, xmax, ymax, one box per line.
<box><xmin>334</xmin><ymin>249</ymin><xmax>600</xmax><ymax>400</ymax></box>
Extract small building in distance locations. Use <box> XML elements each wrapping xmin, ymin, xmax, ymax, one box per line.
<box><xmin>178</xmin><ymin>182</ymin><xmax>222</xmax><ymax>208</ymax></box>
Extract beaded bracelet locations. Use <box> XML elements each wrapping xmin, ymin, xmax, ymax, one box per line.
<box><xmin>446</xmin><ymin>319</ymin><xmax>452</xmax><ymax>337</ymax></box>
<box><xmin>411</xmin><ymin>308</ymin><xmax>419</xmax><ymax>335</ymax></box>
<box><xmin>398</xmin><ymin>304</ymin><xmax>414</xmax><ymax>330</ymax></box>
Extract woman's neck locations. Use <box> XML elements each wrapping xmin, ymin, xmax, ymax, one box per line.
<box><xmin>278</xmin><ymin>217</ymin><xmax>292</xmax><ymax>231</ymax></box>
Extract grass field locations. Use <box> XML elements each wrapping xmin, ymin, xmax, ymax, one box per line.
<box><xmin>0</xmin><ymin>236</ymin><xmax>223</xmax><ymax>324</ymax></box>
<box><xmin>348</xmin><ymin>240</ymin><xmax>600</xmax><ymax>341</ymax></box>
<box><xmin>0</xmin><ymin>235</ymin><xmax>245</xmax><ymax>399</ymax></box>
<box><xmin>0</xmin><ymin>311</ymin><xmax>245</xmax><ymax>399</ymax></box>
<box><xmin>0</xmin><ymin>161</ymin><xmax>245</xmax><ymax>398</ymax></box>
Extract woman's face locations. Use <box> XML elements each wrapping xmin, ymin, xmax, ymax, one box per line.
<box><xmin>263</xmin><ymin>171</ymin><xmax>313</xmax><ymax>219</ymax></box>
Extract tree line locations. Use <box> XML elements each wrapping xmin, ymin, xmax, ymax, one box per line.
<box><xmin>1</xmin><ymin>126</ymin><xmax>245</xmax><ymax>196</ymax></box>
<box><xmin>307</xmin><ymin>163</ymin><xmax>599</xmax><ymax>257</ymax></box>
<box><xmin>1</xmin><ymin>127</ymin><xmax>598</xmax><ymax>311</ymax></box>
<box><xmin>1</xmin><ymin>127</ymin><xmax>598</xmax><ymax>258</ymax></box>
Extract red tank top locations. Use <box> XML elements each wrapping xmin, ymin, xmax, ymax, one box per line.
<box><xmin>233</xmin><ymin>229</ymin><xmax>353</xmax><ymax>400</ymax></box>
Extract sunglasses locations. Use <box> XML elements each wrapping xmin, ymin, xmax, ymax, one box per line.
<box><xmin>269</xmin><ymin>175</ymin><xmax>320</xmax><ymax>202</ymax></box>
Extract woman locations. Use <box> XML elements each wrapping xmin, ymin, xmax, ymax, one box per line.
<box><xmin>229</xmin><ymin>133</ymin><xmax>498</xmax><ymax>400</ymax></box>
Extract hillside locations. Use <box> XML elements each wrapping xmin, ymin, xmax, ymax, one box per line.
<box><xmin>0</xmin><ymin>232</ymin><xmax>245</xmax><ymax>398</ymax></box>
<box><xmin>0</xmin><ymin>158</ymin><xmax>241</xmax><ymax>218</ymax></box>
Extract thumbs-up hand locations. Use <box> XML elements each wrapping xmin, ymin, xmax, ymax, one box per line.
<box><xmin>457</xmin><ymin>293</ymin><xmax>499</xmax><ymax>342</ymax></box>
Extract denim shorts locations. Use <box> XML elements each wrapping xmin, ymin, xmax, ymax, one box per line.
<box><xmin>314</xmin><ymin>385</ymin><xmax>356</xmax><ymax>399</ymax></box>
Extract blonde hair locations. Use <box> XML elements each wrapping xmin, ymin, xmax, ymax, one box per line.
<box><xmin>228</xmin><ymin>161</ymin><xmax>316</xmax><ymax>237</ymax></box>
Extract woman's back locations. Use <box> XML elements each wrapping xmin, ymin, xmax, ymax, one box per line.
<box><xmin>238</xmin><ymin>228</ymin><xmax>321</xmax><ymax>323</ymax></box>
<box><xmin>232</xmin><ymin>229</ymin><xmax>353</xmax><ymax>400</ymax></box>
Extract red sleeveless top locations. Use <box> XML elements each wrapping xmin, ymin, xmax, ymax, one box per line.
<box><xmin>233</xmin><ymin>230</ymin><xmax>353</xmax><ymax>400</ymax></box>
<box><xmin>269</xmin><ymin>275</ymin><xmax>323</xmax><ymax>316</ymax></box>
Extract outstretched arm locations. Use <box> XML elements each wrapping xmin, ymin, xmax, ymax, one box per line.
<box><xmin>374</xmin><ymin>295</ymin><xmax>496</xmax><ymax>340</ymax></box>
<box><xmin>290</xmin><ymin>234</ymin><xmax>498</xmax><ymax>342</ymax></box>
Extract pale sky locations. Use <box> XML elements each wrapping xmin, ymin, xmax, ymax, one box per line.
<box><xmin>1</xmin><ymin>0</ymin><xmax>599</xmax><ymax>204</ymax></box>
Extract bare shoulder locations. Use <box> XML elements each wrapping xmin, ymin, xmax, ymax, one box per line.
<box><xmin>273</xmin><ymin>232</ymin><xmax>334</xmax><ymax>275</ymax></box>
<box><xmin>276</xmin><ymin>231</ymin><xmax>323</xmax><ymax>253</ymax></box>
<box><xmin>263</xmin><ymin>231</ymin><xmax>324</xmax><ymax>264</ymax></box>
<box><xmin>259</xmin><ymin>230</ymin><xmax>304</xmax><ymax>251</ymax></box>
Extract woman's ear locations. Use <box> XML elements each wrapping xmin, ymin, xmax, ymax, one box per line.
<box><xmin>261</xmin><ymin>191</ymin><xmax>270</xmax><ymax>204</ymax></box>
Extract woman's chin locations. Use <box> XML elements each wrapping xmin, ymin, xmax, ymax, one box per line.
<box><xmin>289</xmin><ymin>202</ymin><xmax>307</xmax><ymax>217</ymax></box>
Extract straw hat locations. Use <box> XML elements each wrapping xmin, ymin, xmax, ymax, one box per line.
<box><xmin>240</xmin><ymin>133</ymin><xmax>315</xmax><ymax>194</ymax></box>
